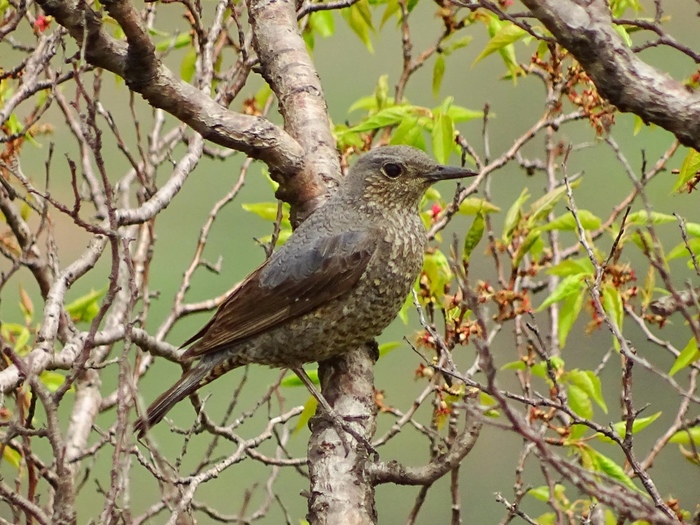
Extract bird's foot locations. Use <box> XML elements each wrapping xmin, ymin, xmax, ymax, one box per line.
<box><xmin>292</xmin><ymin>367</ymin><xmax>378</xmax><ymax>458</ymax></box>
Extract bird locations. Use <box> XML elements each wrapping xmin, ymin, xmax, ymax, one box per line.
<box><xmin>135</xmin><ymin>145</ymin><xmax>477</xmax><ymax>436</ymax></box>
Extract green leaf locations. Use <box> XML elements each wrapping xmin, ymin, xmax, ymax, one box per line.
<box><xmin>180</xmin><ymin>48</ymin><xmax>197</xmax><ymax>83</ymax></box>
<box><xmin>66</xmin><ymin>288</ymin><xmax>107</xmax><ymax>323</ymax></box>
<box><xmin>530</xmin><ymin>356</ymin><xmax>564</xmax><ymax>378</ymax></box>
<box><xmin>309</xmin><ymin>10</ymin><xmax>334</xmax><ymax>38</ymax></box>
<box><xmin>446</xmin><ymin>105</ymin><xmax>483</xmax><ymax>123</ymax></box>
<box><xmin>431</xmin><ymin>111</ymin><xmax>455</xmax><ymax>164</ymax></box>
<box><xmin>374</xmin><ymin>74</ymin><xmax>390</xmax><ymax>111</ymax></box>
<box><xmin>343</xmin><ymin>0</ymin><xmax>374</xmax><ymax>53</ymax></box>
<box><xmin>348</xmin><ymin>95</ymin><xmax>379</xmax><ymax>114</ymax></box>
<box><xmin>686</xmin><ymin>223</ymin><xmax>700</xmax><ymax>237</ymax></box>
<box><xmin>432</xmin><ymin>55</ymin><xmax>445</xmax><ymax>99</ymax></box>
<box><xmin>626</xmin><ymin>210</ymin><xmax>676</xmax><ymax>226</ymax></box>
<box><xmin>346</xmin><ymin>105</ymin><xmax>417</xmax><ymax>133</ymax></box>
<box><xmin>537</xmin><ymin>274</ymin><xmax>585</xmax><ymax>311</ymax></box>
<box><xmin>513</xmin><ymin>229</ymin><xmax>541</xmax><ymax>269</ymax></box>
<box><xmin>613</xmin><ymin>24</ymin><xmax>632</xmax><ymax>46</ymax></box>
<box><xmin>472</xmin><ymin>22</ymin><xmax>526</xmax><ymax>66</ymax></box>
<box><xmin>673</xmin><ymin>148</ymin><xmax>700</xmax><ymax>193</ymax></box>
<box><xmin>540</xmin><ymin>210</ymin><xmax>601</xmax><ymax>232</ymax></box>
<box><xmin>535</xmin><ymin>513</ymin><xmax>556</xmax><ymax>525</ymax></box>
<box><xmin>503</xmin><ymin>188</ymin><xmax>530</xmax><ymax>241</ymax></box>
<box><xmin>155</xmin><ymin>33</ymin><xmax>192</xmax><ymax>52</ymax></box>
<box><xmin>669</xmin><ymin>337</ymin><xmax>699</xmax><ymax>376</ymax></box>
<box><xmin>0</xmin><ymin>323</ymin><xmax>31</xmax><ymax>355</ymax></box>
<box><xmin>281</xmin><ymin>369</ymin><xmax>319</xmax><ymax>387</ymax></box>
<box><xmin>463</xmin><ymin>212</ymin><xmax>485</xmax><ymax>262</ymax></box>
<box><xmin>458</xmin><ymin>198</ymin><xmax>500</xmax><ymax>215</ymax></box>
<box><xmin>668</xmin><ymin>427</ymin><xmax>700</xmax><ymax>445</ymax></box>
<box><xmin>380</xmin><ymin>0</ymin><xmax>400</xmax><ymax>27</ymax></box>
<box><xmin>378</xmin><ymin>341</ymin><xmax>401</xmax><ymax>356</ymax></box>
<box><xmin>596</xmin><ymin>412</ymin><xmax>661</xmax><ymax>443</ymax></box>
<box><xmin>390</xmin><ymin>117</ymin><xmax>426</xmax><ymax>149</ymax></box>
<box><xmin>502</xmin><ymin>360</ymin><xmax>527</xmax><ymax>371</ymax></box>
<box><xmin>423</xmin><ymin>249</ymin><xmax>452</xmax><ymax>300</ymax></box>
<box><xmin>527</xmin><ymin>484</ymin><xmax>565</xmax><ymax>502</ymax></box>
<box><xmin>547</xmin><ymin>258</ymin><xmax>594</xmax><ymax>277</ymax></box>
<box><xmin>241</xmin><ymin>202</ymin><xmax>290</xmax><ymax>227</ymax></box>
<box><xmin>585</xmin><ymin>447</ymin><xmax>639</xmax><ymax>492</ymax></box>
<box><xmin>443</xmin><ymin>35</ymin><xmax>473</xmax><ymax>55</ymax></box>
<box><xmin>667</xmin><ymin>238</ymin><xmax>700</xmax><ymax>260</ymax></box>
<box><xmin>567</xmin><ymin>369</ymin><xmax>607</xmax><ymax>413</ymax></box>
<box><xmin>3</xmin><ymin>447</ymin><xmax>21</xmax><ymax>469</ymax></box>
<box><xmin>294</xmin><ymin>396</ymin><xmax>318</xmax><ymax>434</ymax></box>
<box><xmin>558</xmin><ymin>291</ymin><xmax>584</xmax><ymax>348</ymax></box>
<box><xmin>40</xmin><ymin>371</ymin><xmax>69</xmax><ymax>392</ymax></box>
<box><xmin>602</xmin><ymin>284</ymin><xmax>624</xmax><ymax>333</ymax></box>
<box><xmin>529</xmin><ymin>179</ymin><xmax>581</xmax><ymax>225</ymax></box>
<box><xmin>568</xmin><ymin>384</ymin><xmax>593</xmax><ymax>419</ymax></box>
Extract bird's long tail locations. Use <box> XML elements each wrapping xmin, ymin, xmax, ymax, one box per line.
<box><xmin>134</xmin><ymin>365</ymin><xmax>208</xmax><ymax>438</ymax></box>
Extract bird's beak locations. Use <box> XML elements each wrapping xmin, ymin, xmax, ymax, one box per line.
<box><xmin>422</xmin><ymin>165</ymin><xmax>479</xmax><ymax>182</ymax></box>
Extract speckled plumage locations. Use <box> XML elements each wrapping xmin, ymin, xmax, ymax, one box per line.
<box><xmin>135</xmin><ymin>146</ymin><xmax>475</xmax><ymax>435</ymax></box>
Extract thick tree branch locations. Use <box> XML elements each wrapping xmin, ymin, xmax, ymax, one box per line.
<box><xmin>520</xmin><ymin>0</ymin><xmax>700</xmax><ymax>150</ymax></box>
<box><xmin>369</xmin><ymin>413</ymin><xmax>481</xmax><ymax>486</ymax></box>
<box><xmin>307</xmin><ymin>346</ymin><xmax>378</xmax><ymax>525</ymax></box>
<box><xmin>249</xmin><ymin>0</ymin><xmax>341</xmax><ymax>222</ymax></box>
<box><xmin>36</xmin><ymin>0</ymin><xmax>305</xmax><ymax>176</ymax></box>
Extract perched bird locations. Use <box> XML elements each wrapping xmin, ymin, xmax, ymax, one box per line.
<box><xmin>135</xmin><ymin>146</ymin><xmax>477</xmax><ymax>436</ymax></box>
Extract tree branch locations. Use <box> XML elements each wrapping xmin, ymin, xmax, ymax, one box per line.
<box><xmin>520</xmin><ymin>0</ymin><xmax>700</xmax><ymax>150</ymax></box>
<box><xmin>36</xmin><ymin>0</ymin><xmax>305</xmax><ymax>176</ymax></box>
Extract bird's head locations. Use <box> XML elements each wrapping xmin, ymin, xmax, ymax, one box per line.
<box><xmin>343</xmin><ymin>145</ymin><xmax>478</xmax><ymax>211</ymax></box>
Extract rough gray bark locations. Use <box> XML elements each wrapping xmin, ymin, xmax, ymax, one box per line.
<box><xmin>521</xmin><ymin>0</ymin><xmax>700</xmax><ymax>150</ymax></box>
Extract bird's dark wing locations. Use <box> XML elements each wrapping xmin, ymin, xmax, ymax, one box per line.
<box><xmin>181</xmin><ymin>230</ymin><xmax>376</xmax><ymax>359</ymax></box>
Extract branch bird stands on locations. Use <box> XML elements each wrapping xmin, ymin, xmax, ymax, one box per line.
<box><xmin>135</xmin><ymin>145</ymin><xmax>477</xmax><ymax>437</ymax></box>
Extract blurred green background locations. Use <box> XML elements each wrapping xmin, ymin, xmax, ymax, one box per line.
<box><xmin>1</xmin><ymin>1</ymin><xmax>698</xmax><ymax>522</ymax></box>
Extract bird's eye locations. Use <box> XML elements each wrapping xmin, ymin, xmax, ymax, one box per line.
<box><xmin>382</xmin><ymin>162</ymin><xmax>403</xmax><ymax>179</ymax></box>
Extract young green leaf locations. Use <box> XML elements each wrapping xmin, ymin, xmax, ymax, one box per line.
<box><xmin>669</xmin><ymin>337</ymin><xmax>699</xmax><ymax>376</ymax></box>
<box><xmin>346</xmin><ymin>105</ymin><xmax>417</xmax><ymax>133</ymax></box>
<box><xmin>512</xmin><ymin>229</ymin><xmax>541</xmax><ymax>269</ymax></box>
<box><xmin>667</xmin><ymin>238</ymin><xmax>700</xmax><ymax>260</ymax></box>
<box><xmin>343</xmin><ymin>0</ymin><xmax>374</xmax><ymax>53</ymax></box>
<box><xmin>626</xmin><ymin>210</ymin><xmax>676</xmax><ymax>226</ymax></box>
<box><xmin>66</xmin><ymin>288</ymin><xmax>107</xmax><ymax>323</ymax></box>
<box><xmin>567</xmin><ymin>369</ymin><xmax>607</xmax><ymax>413</ymax></box>
<box><xmin>673</xmin><ymin>148</ymin><xmax>700</xmax><ymax>193</ymax></box>
<box><xmin>602</xmin><ymin>283</ymin><xmax>624</xmax><ymax>333</ymax></box>
<box><xmin>502</xmin><ymin>188</ymin><xmax>530</xmax><ymax>241</ymax></box>
<box><xmin>668</xmin><ymin>427</ymin><xmax>700</xmax><ymax>445</ymax></box>
<box><xmin>558</xmin><ymin>291</ymin><xmax>584</xmax><ymax>348</ymax></box>
<box><xmin>463</xmin><ymin>212</ymin><xmax>485</xmax><ymax>262</ymax></box>
<box><xmin>281</xmin><ymin>369</ymin><xmax>319</xmax><ymax>387</ymax></box>
<box><xmin>596</xmin><ymin>412</ymin><xmax>661</xmax><ymax>443</ymax></box>
<box><xmin>295</xmin><ymin>396</ymin><xmax>318</xmax><ymax>434</ymax></box>
<box><xmin>431</xmin><ymin>111</ymin><xmax>455</xmax><ymax>164</ymax></box>
<box><xmin>537</xmin><ymin>274</ymin><xmax>585</xmax><ymax>311</ymax></box>
<box><xmin>309</xmin><ymin>10</ymin><xmax>334</xmax><ymax>38</ymax></box>
<box><xmin>568</xmin><ymin>383</ymin><xmax>593</xmax><ymax>419</ymax></box>
<box><xmin>540</xmin><ymin>210</ymin><xmax>601</xmax><ymax>232</ymax></box>
<box><xmin>432</xmin><ymin>54</ymin><xmax>445</xmax><ymax>99</ymax></box>
<box><xmin>529</xmin><ymin>179</ymin><xmax>581</xmax><ymax>225</ymax></box>
<box><xmin>472</xmin><ymin>22</ymin><xmax>526</xmax><ymax>66</ymax></box>
<box><xmin>390</xmin><ymin>117</ymin><xmax>426</xmax><ymax>149</ymax></box>
<box><xmin>423</xmin><ymin>249</ymin><xmax>452</xmax><ymax>300</ymax></box>
<box><xmin>180</xmin><ymin>48</ymin><xmax>197</xmax><ymax>83</ymax></box>
<box><xmin>458</xmin><ymin>198</ymin><xmax>500</xmax><ymax>215</ymax></box>
<box><xmin>585</xmin><ymin>447</ymin><xmax>639</xmax><ymax>492</ymax></box>
<box><xmin>547</xmin><ymin>258</ymin><xmax>594</xmax><ymax>277</ymax></box>
<box><xmin>446</xmin><ymin>105</ymin><xmax>483</xmax><ymax>123</ymax></box>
